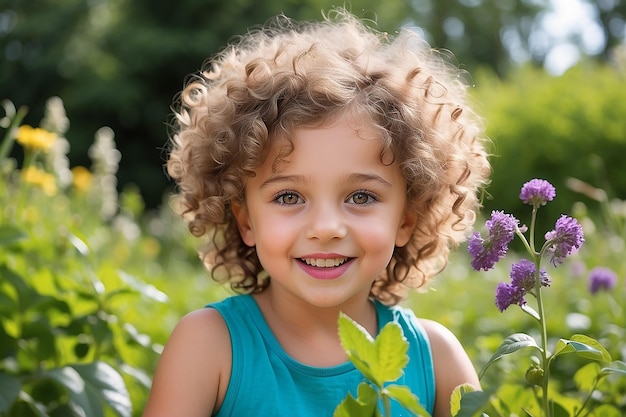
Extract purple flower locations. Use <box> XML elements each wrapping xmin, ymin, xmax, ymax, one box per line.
<box><xmin>588</xmin><ymin>267</ymin><xmax>617</xmax><ymax>294</ymax></box>
<box><xmin>495</xmin><ymin>259</ymin><xmax>551</xmax><ymax>312</ymax></box>
<box><xmin>544</xmin><ymin>215</ymin><xmax>585</xmax><ymax>266</ymax></box>
<box><xmin>510</xmin><ymin>259</ymin><xmax>550</xmax><ymax>292</ymax></box>
<box><xmin>520</xmin><ymin>179</ymin><xmax>556</xmax><ymax>206</ymax></box>
<box><xmin>468</xmin><ymin>210</ymin><xmax>519</xmax><ymax>271</ymax></box>
<box><xmin>495</xmin><ymin>282</ymin><xmax>526</xmax><ymax>312</ymax></box>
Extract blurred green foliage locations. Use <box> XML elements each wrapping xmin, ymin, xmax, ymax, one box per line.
<box><xmin>2</xmin><ymin>0</ymin><xmax>623</xmax><ymax>208</ymax></box>
<box><xmin>472</xmin><ymin>61</ymin><xmax>626</xmax><ymax>233</ymax></box>
<box><xmin>0</xmin><ymin>98</ymin><xmax>225</xmax><ymax>416</ymax></box>
<box><xmin>1</xmin><ymin>1</ymin><xmax>626</xmax><ymax>414</ymax></box>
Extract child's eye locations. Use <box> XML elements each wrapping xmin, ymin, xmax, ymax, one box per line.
<box><xmin>273</xmin><ymin>191</ymin><xmax>303</xmax><ymax>205</ymax></box>
<box><xmin>348</xmin><ymin>191</ymin><xmax>377</xmax><ymax>205</ymax></box>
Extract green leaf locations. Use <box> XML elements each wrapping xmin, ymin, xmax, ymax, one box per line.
<box><xmin>68</xmin><ymin>233</ymin><xmax>90</xmax><ymax>256</ymax></box>
<box><xmin>117</xmin><ymin>270</ymin><xmax>168</xmax><ymax>303</ymax></box>
<box><xmin>451</xmin><ymin>384</ymin><xmax>494</xmax><ymax>417</ymax></box>
<box><xmin>479</xmin><ymin>333</ymin><xmax>540</xmax><ymax>379</ymax></box>
<box><xmin>333</xmin><ymin>382</ymin><xmax>378</xmax><ymax>417</ymax></box>
<box><xmin>89</xmin><ymin>313</ymin><xmax>114</xmax><ymax>346</ymax></box>
<box><xmin>590</xmin><ymin>404</ymin><xmax>622</xmax><ymax>417</ymax></box>
<box><xmin>0</xmin><ymin>224</ymin><xmax>28</xmax><ymax>247</ymax></box>
<box><xmin>570</xmin><ymin>334</ymin><xmax>612</xmax><ymax>362</ymax></box>
<box><xmin>47</xmin><ymin>368</ymin><xmax>85</xmax><ymax>394</ymax></box>
<box><xmin>119</xmin><ymin>364</ymin><xmax>152</xmax><ymax>389</ymax></box>
<box><xmin>0</xmin><ymin>287</ymin><xmax>17</xmax><ymax>317</ymax></box>
<box><xmin>1</xmin><ymin>265</ymin><xmax>36</xmax><ymax>312</ymax></box>
<box><xmin>601</xmin><ymin>360</ymin><xmax>626</xmax><ymax>377</ymax></box>
<box><xmin>0</xmin><ymin>373</ymin><xmax>21</xmax><ymax>412</ymax></box>
<box><xmin>10</xmin><ymin>392</ymin><xmax>49</xmax><ymax>417</ymax></box>
<box><xmin>550</xmin><ymin>399</ymin><xmax>573</xmax><ymax>417</ymax></box>
<box><xmin>123</xmin><ymin>323</ymin><xmax>152</xmax><ymax>348</ymax></box>
<box><xmin>371</xmin><ymin>322</ymin><xmax>409</xmax><ymax>383</ymax></box>
<box><xmin>356</xmin><ymin>382</ymin><xmax>379</xmax><ymax>406</ymax></box>
<box><xmin>72</xmin><ymin>362</ymin><xmax>131</xmax><ymax>417</ymax></box>
<box><xmin>384</xmin><ymin>384</ymin><xmax>430</xmax><ymax>416</ymax></box>
<box><xmin>552</xmin><ymin>335</ymin><xmax>611</xmax><ymax>364</ymax></box>
<box><xmin>520</xmin><ymin>304</ymin><xmax>540</xmax><ymax>321</ymax></box>
<box><xmin>338</xmin><ymin>313</ymin><xmax>409</xmax><ymax>387</ymax></box>
<box><xmin>21</xmin><ymin>317</ymin><xmax>58</xmax><ymax>362</ymax></box>
<box><xmin>450</xmin><ymin>383</ymin><xmax>475</xmax><ymax>416</ymax></box>
<box><xmin>338</xmin><ymin>313</ymin><xmax>378</xmax><ymax>384</ymax></box>
<box><xmin>0</xmin><ymin>322</ymin><xmax>17</xmax><ymax>359</ymax></box>
<box><xmin>574</xmin><ymin>362</ymin><xmax>601</xmax><ymax>391</ymax></box>
<box><xmin>46</xmin><ymin>366</ymin><xmax>97</xmax><ymax>417</ymax></box>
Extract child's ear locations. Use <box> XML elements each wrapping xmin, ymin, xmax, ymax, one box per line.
<box><xmin>231</xmin><ymin>203</ymin><xmax>256</xmax><ymax>247</ymax></box>
<box><xmin>395</xmin><ymin>208</ymin><xmax>417</xmax><ymax>247</ymax></box>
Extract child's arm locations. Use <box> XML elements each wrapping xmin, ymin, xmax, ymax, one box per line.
<box><xmin>142</xmin><ymin>308</ymin><xmax>231</xmax><ymax>417</ymax></box>
<box><xmin>420</xmin><ymin>319</ymin><xmax>481</xmax><ymax>417</ymax></box>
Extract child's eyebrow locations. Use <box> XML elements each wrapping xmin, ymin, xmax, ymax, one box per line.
<box><xmin>259</xmin><ymin>173</ymin><xmax>392</xmax><ymax>189</ymax></box>
<box><xmin>346</xmin><ymin>173</ymin><xmax>392</xmax><ymax>188</ymax></box>
<box><xmin>259</xmin><ymin>174</ymin><xmax>306</xmax><ymax>189</ymax></box>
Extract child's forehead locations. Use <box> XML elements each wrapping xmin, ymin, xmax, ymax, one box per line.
<box><xmin>273</xmin><ymin>118</ymin><xmax>382</xmax><ymax>149</ymax></box>
<box><xmin>261</xmin><ymin>118</ymin><xmax>393</xmax><ymax>174</ymax></box>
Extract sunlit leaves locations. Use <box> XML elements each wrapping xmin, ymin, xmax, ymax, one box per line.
<box><xmin>335</xmin><ymin>313</ymin><xmax>430</xmax><ymax>417</ymax></box>
<box><xmin>479</xmin><ymin>333</ymin><xmax>540</xmax><ymax>379</ymax></box>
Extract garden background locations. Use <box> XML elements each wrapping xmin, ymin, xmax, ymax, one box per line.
<box><xmin>1</xmin><ymin>0</ymin><xmax>625</xmax><ymax>415</ymax></box>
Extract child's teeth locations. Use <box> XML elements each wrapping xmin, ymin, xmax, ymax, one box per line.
<box><xmin>304</xmin><ymin>258</ymin><xmax>347</xmax><ymax>267</ymax></box>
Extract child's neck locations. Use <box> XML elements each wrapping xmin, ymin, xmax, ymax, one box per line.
<box><xmin>252</xmin><ymin>290</ymin><xmax>378</xmax><ymax>367</ymax></box>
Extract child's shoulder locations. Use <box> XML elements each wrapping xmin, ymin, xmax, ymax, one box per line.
<box><xmin>380</xmin><ymin>303</ymin><xmax>468</xmax><ymax>359</ymax></box>
<box><xmin>417</xmin><ymin>318</ymin><xmax>463</xmax><ymax>351</ymax></box>
<box><xmin>163</xmin><ymin>308</ymin><xmax>232</xmax><ymax>379</ymax></box>
<box><xmin>143</xmin><ymin>308</ymin><xmax>232</xmax><ymax>416</ymax></box>
<box><xmin>418</xmin><ymin>317</ymin><xmax>481</xmax><ymax>413</ymax></box>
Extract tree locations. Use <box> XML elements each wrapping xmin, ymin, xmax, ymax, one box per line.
<box><xmin>0</xmin><ymin>0</ymin><xmax>412</xmax><ymax>207</ymax></box>
<box><xmin>1</xmin><ymin>0</ymin><xmax>623</xmax><ymax>207</ymax></box>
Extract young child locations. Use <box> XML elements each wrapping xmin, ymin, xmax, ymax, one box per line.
<box><xmin>143</xmin><ymin>8</ymin><xmax>490</xmax><ymax>417</ymax></box>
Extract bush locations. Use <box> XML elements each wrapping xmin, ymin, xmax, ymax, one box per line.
<box><xmin>0</xmin><ymin>97</ymin><xmax>222</xmax><ymax>416</ymax></box>
<box><xmin>471</xmin><ymin>60</ymin><xmax>626</xmax><ymax>232</ymax></box>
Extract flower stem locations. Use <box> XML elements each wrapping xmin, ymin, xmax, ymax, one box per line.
<box><xmin>529</xmin><ymin>204</ymin><xmax>550</xmax><ymax>417</ymax></box>
<box><xmin>573</xmin><ymin>376</ymin><xmax>602</xmax><ymax>417</ymax></box>
<box><xmin>0</xmin><ymin>105</ymin><xmax>28</xmax><ymax>165</ymax></box>
<box><xmin>533</xmin><ymin>259</ymin><xmax>550</xmax><ymax>417</ymax></box>
<box><xmin>529</xmin><ymin>206</ymin><xmax>538</xmax><ymax>253</ymax></box>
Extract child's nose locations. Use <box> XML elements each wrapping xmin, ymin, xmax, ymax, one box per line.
<box><xmin>305</xmin><ymin>202</ymin><xmax>348</xmax><ymax>241</ymax></box>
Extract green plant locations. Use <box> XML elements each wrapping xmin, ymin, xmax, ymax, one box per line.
<box><xmin>461</xmin><ymin>179</ymin><xmax>625</xmax><ymax>416</ymax></box>
<box><xmin>334</xmin><ymin>313</ymin><xmax>431</xmax><ymax>417</ymax></box>
<box><xmin>0</xmin><ymin>98</ymin><xmax>166</xmax><ymax>416</ymax></box>
<box><xmin>472</xmin><ymin>63</ymin><xmax>626</xmax><ymax>234</ymax></box>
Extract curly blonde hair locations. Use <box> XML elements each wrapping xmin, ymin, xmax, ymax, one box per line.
<box><xmin>166</xmin><ymin>9</ymin><xmax>491</xmax><ymax>305</ymax></box>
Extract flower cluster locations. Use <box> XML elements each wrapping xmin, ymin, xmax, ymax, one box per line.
<box><xmin>467</xmin><ymin>211</ymin><xmax>519</xmax><ymax>271</ymax></box>
<box><xmin>71</xmin><ymin>166</ymin><xmax>94</xmax><ymax>193</ymax></box>
<box><xmin>544</xmin><ymin>215</ymin><xmax>585</xmax><ymax>266</ymax></box>
<box><xmin>21</xmin><ymin>166</ymin><xmax>57</xmax><ymax>196</ymax></box>
<box><xmin>519</xmin><ymin>179</ymin><xmax>556</xmax><ymax>207</ymax></box>
<box><xmin>468</xmin><ymin>179</ymin><xmax>585</xmax><ymax>311</ymax></box>
<box><xmin>495</xmin><ymin>259</ymin><xmax>549</xmax><ymax>312</ymax></box>
<box><xmin>16</xmin><ymin>125</ymin><xmax>57</xmax><ymax>151</ymax></box>
<box><xmin>588</xmin><ymin>267</ymin><xmax>617</xmax><ymax>294</ymax></box>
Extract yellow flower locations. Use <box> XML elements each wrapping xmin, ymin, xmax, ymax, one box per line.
<box><xmin>16</xmin><ymin>125</ymin><xmax>57</xmax><ymax>152</ymax></box>
<box><xmin>71</xmin><ymin>166</ymin><xmax>93</xmax><ymax>193</ymax></box>
<box><xmin>22</xmin><ymin>166</ymin><xmax>57</xmax><ymax>196</ymax></box>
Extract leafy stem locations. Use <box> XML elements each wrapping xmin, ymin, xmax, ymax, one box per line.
<box><xmin>533</xmin><ymin>257</ymin><xmax>550</xmax><ymax>417</ymax></box>
<box><xmin>572</xmin><ymin>375</ymin><xmax>603</xmax><ymax>417</ymax></box>
<box><xmin>0</xmin><ymin>104</ymin><xmax>27</xmax><ymax>165</ymax></box>
<box><xmin>528</xmin><ymin>204</ymin><xmax>551</xmax><ymax>417</ymax></box>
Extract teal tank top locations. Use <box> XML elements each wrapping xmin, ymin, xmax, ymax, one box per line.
<box><xmin>208</xmin><ymin>295</ymin><xmax>435</xmax><ymax>417</ymax></box>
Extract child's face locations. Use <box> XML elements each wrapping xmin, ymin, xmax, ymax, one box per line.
<box><xmin>232</xmin><ymin>117</ymin><xmax>417</xmax><ymax>308</ymax></box>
